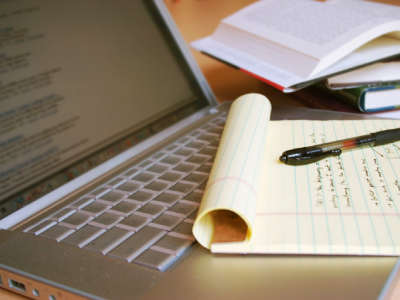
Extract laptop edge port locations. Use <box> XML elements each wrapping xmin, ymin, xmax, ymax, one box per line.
<box><xmin>8</xmin><ymin>279</ymin><xmax>26</xmax><ymax>293</ymax></box>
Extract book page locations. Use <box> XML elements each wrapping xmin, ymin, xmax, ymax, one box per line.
<box><xmin>220</xmin><ymin>0</ymin><xmax>399</xmax><ymax>58</ymax></box>
<box><xmin>194</xmin><ymin>94</ymin><xmax>400</xmax><ymax>255</ymax></box>
<box><xmin>212</xmin><ymin>0</ymin><xmax>400</xmax><ymax>78</ymax></box>
<box><xmin>327</xmin><ymin>62</ymin><xmax>400</xmax><ymax>86</ymax></box>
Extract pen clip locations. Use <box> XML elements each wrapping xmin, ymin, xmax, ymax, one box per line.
<box><xmin>290</xmin><ymin>149</ymin><xmax>342</xmax><ymax>166</ymax></box>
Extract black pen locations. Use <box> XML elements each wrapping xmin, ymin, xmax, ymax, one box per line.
<box><xmin>279</xmin><ymin>128</ymin><xmax>400</xmax><ymax>166</ymax></box>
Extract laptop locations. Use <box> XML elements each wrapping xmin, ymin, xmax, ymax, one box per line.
<box><xmin>0</xmin><ymin>0</ymin><xmax>399</xmax><ymax>299</ymax></box>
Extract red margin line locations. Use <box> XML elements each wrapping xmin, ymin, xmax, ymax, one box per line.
<box><xmin>205</xmin><ymin>177</ymin><xmax>258</xmax><ymax>200</ymax></box>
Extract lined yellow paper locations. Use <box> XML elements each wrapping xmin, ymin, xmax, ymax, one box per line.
<box><xmin>193</xmin><ymin>94</ymin><xmax>271</xmax><ymax>249</ymax></box>
<box><xmin>193</xmin><ymin>93</ymin><xmax>400</xmax><ymax>255</ymax></box>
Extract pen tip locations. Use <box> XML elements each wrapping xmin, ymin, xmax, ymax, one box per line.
<box><xmin>279</xmin><ymin>155</ymin><xmax>286</xmax><ymax>163</ymax></box>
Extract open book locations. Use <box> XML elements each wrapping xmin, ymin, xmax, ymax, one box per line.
<box><xmin>193</xmin><ymin>94</ymin><xmax>400</xmax><ymax>255</ymax></box>
<box><xmin>191</xmin><ymin>0</ymin><xmax>400</xmax><ymax>92</ymax></box>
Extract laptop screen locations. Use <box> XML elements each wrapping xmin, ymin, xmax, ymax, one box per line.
<box><xmin>0</xmin><ymin>0</ymin><xmax>211</xmax><ymax>218</ymax></box>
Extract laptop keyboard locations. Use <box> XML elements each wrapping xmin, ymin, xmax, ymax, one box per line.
<box><xmin>25</xmin><ymin>113</ymin><xmax>227</xmax><ymax>271</ymax></box>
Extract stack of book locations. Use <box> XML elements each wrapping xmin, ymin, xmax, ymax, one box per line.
<box><xmin>292</xmin><ymin>62</ymin><xmax>400</xmax><ymax>114</ymax></box>
<box><xmin>289</xmin><ymin>63</ymin><xmax>400</xmax><ymax>117</ymax></box>
<box><xmin>191</xmin><ymin>0</ymin><xmax>400</xmax><ymax>115</ymax></box>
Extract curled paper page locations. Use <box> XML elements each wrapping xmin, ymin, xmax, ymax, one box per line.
<box><xmin>193</xmin><ymin>93</ymin><xmax>271</xmax><ymax>249</ymax></box>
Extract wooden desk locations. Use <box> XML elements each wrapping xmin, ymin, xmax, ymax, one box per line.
<box><xmin>1</xmin><ymin>0</ymin><xmax>400</xmax><ymax>299</ymax></box>
<box><xmin>164</xmin><ymin>0</ymin><xmax>305</xmax><ymax>107</ymax></box>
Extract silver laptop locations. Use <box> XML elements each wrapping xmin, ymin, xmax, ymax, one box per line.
<box><xmin>0</xmin><ymin>0</ymin><xmax>399</xmax><ymax>299</ymax></box>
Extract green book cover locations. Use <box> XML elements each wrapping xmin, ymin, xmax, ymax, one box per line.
<box><xmin>315</xmin><ymin>82</ymin><xmax>400</xmax><ymax>113</ymax></box>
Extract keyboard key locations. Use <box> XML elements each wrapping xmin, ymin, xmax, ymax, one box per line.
<box><xmin>59</xmin><ymin>213</ymin><xmax>94</xmax><ymax>230</ymax></box>
<box><xmin>26</xmin><ymin>220</ymin><xmax>56</xmax><ymax>235</ymax></box>
<box><xmin>187</xmin><ymin>130</ymin><xmax>203</xmax><ymax>138</ymax></box>
<box><xmin>40</xmin><ymin>225</ymin><xmax>75</xmax><ymax>242</ymax></box>
<box><xmin>165</xmin><ymin>202</ymin><xmax>197</xmax><ymax>218</ymax></box>
<box><xmin>62</xmin><ymin>225</ymin><xmax>106</xmax><ymax>248</ymax></box>
<box><xmin>181</xmin><ymin>172</ymin><xmax>208</xmax><ymax>186</ymax></box>
<box><xmin>172</xmin><ymin>163</ymin><xmax>198</xmax><ymax>174</ymax></box>
<box><xmin>49</xmin><ymin>208</ymin><xmax>76</xmax><ymax>222</ymax></box>
<box><xmin>208</xmin><ymin>126</ymin><xmax>224</xmax><ymax>135</ymax></box>
<box><xmin>113</xmin><ymin>181</ymin><xmax>142</xmax><ymax>195</ymax></box>
<box><xmin>199</xmin><ymin>124</ymin><xmax>214</xmax><ymax>131</ymax></box>
<box><xmin>159</xmin><ymin>155</ymin><xmax>183</xmax><ymax>166</ymax></box>
<box><xmin>151</xmin><ymin>151</ymin><xmax>169</xmax><ymax>161</ymax></box>
<box><xmin>78</xmin><ymin>201</ymin><xmax>111</xmax><ymax>217</ymax></box>
<box><xmin>141</xmin><ymin>181</ymin><xmax>171</xmax><ymax>194</ymax></box>
<box><xmin>185</xmin><ymin>141</ymin><xmax>208</xmax><ymax>150</ymax></box>
<box><xmin>169</xmin><ymin>222</ymin><xmax>195</xmax><ymax>241</ymax></box>
<box><xmin>146</xmin><ymin>163</ymin><xmax>170</xmax><ymax>175</ymax></box>
<box><xmin>168</xmin><ymin>182</ymin><xmax>197</xmax><ymax>195</ymax></box>
<box><xmin>181</xmin><ymin>191</ymin><xmax>204</xmax><ymax>206</ymax></box>
<box><xmin>134</xmin><ymin>203</ymin><xmax>167</xmax><ymax>219</ymax></box>
<box><xmin>158</xmin><ymin>171</ymin><xmax>185</xmax><ymax>183</ymax></box>
<box><xmin>185</xmin><ymin>155</ymin><xmax>210</xmax><ymax>165</ymax></box>
<box><xmin>126</xmin><ymin>191</ymin><xmax>156</xmax><ymax>205</ymax></box>
<box><xmin>88</xmin><ymin>212</ymin><xmax>124</xmax><ymax>230</ymax></box>
<box><xmin>176</xmin><ymin>137</ymin><xmax>191</xmax><ymax>145</ymax></box>
<box><xmin>195</xmin><ymin>163</ymin><xmax>213</xmax><ymax>174</ymax></box>
<box><xmin>151</xmin><ymin>192</ymin><xmax>182</xmax><ymax>207</ymax></box>
<box><xmin>69</xmin><ymin>198</ymin><xmax>94</xmax><ymax>210</ymax></box>
<box><xmin>136</xmin><ymin>159</ymin><xmax>156</xmax><ymax>170</ymax></box>
<box><xmin>164</xmin><ymin>144</ymin><xmax>180</xmax><ymax>152</ymax></box>
<box><xmin>103</xmin><ymin>177</ymin><xmax>127</xmax><ymax>189</ymax></box>
<box><xmin>210</xmin><ymin>116</ymin><xmax>226</xmax><ymax>125</ymax></box>
<box><xmin>184</xmin><ymin>210</ymin><xmax>198</xmax><ymax>223</ymax></box>
<box><xmin>115</xmin><ymin>214</ymin><xmax>151</xmax><ymax>231</ymax></box>
<box><xmin>87</xmin><ymin>187</ymin><xmax>110</xmax><ymax>199</ymax></box>
<box><xmin>197</xmin><ymin>147</ymin><xmax>217</xmax><ymax>157</ymax></box>
<box><xmin>130</xmin><ymin>172</ymin><xmax>158</xmax><ymax>185</ymax></box>
<box><xmin>109</xmin><ymin>201</ymin><xmax>140</xmax><ymax>217</ymax></box>
<box><xmin>120</xmin><ymin>168</ymin><xmax>141</xmax><ymax>179</ymax></box>
<box><xmin>209</xmin><ymin>139</ymin><xmax>220</xmax><ymax>147</ymax></box>
<box><xmin>195</xmin><ymin>182</ymin><xmax>207</xmax><ymax>192</ymax></box>
<box><xmin>148</xmin><ymin>214</ymin><xmax>183</xmax><ymax>231</ymax></box>
<box><xmin>84</xmin><ymin>227</ymin><xmax>133</xmax><ymax>255</ymax></box>
<box><xmin>150</xmin><ymin>235</ymin><xmax>193</xmax><ymax>256</ymax></box>
<box><xmin>97</xmin><ymin>191</ymin><xmax>127</xmax><ymax>206</ymax></box>
<box><xmin>107</xmin><ymin>227</ymin><xmax>167</xmax><ymax>262</ymax></box>
<box><xmin>197</xmin><ymin>133</ymin><xmax>218</xmax><ymax>143</ymax></box>
<box><xmin>173</xmin><ymin>148</ymin><xmax>196</xmax><ymax>158</ymax></box>
<box><xmin>133</xmin><ymin>249</ymin><xmax>176</xmax><ymax>271</ymax></box>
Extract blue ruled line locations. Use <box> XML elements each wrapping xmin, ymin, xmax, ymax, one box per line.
<box><xmin>343</xmin><ymin>121</ymin><xmax>379</xmax><ymax>253</ymax></box>
<box><xmin>367</xmin><ymin>121</ymin><xmax>398</xmax><ymax>254</ymax></box>
<box><xmin>302</xmin><ymin>121</ymin><xmax>316</xmax><ymax>253</ymax></box>
<box><xmin>293</xmin><ymin>121</ymin><xmax>300</xmax><ymax>252</ymax></box>
<box><xmin>311</xmin><ymin>121</ymin><xmax>332</xmax><ymax>253</ymax></box>
<box><xmin>331</xmin><ymin>121</ymin><xmax>364</xmax><ymax>254</ymax></box>
<box><xmin>230</xmin><ymin>99</ymin><xmax>265</xmax><ymax>209</ymax></box>
<box><xmin>322</xmin><ymin>122</ymin><xmax>348</xmax><ymax>253</ymax></box>
<box><xmin>214</xmin><ymin>95</ymin><xmax>256</xmax><ymax>207</ymax></box>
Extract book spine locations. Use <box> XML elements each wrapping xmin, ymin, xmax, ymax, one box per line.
<box><xmin>317</xmin><ymin>83</ymin><xmax>400</xmax><ymax>113</ymax></box>
<box><xmin>314</xmin><ymin>83</ymin><xmax>364</xmax><ymax>112</ymax></box>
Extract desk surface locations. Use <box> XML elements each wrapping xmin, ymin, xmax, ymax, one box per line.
<box><xmin>1</xmin><ymin>0</ymin><xmax>400</xmax><ymax>299</ymax></box>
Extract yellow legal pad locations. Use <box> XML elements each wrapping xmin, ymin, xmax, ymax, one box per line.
<box><xmin>193</xmin><ymin>93</ymin><xmax>400</xmax><ymax>255</ymax></box>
